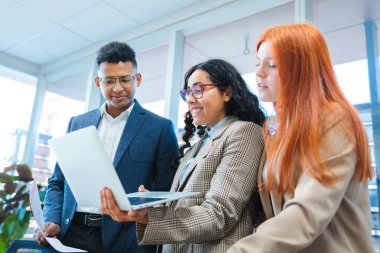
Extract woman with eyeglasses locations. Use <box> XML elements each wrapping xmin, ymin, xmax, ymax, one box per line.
<box><xmin>227</xmin><ymin>23</ymin><xmax>374</xmax><ymax>253</ymax></box>
<box><xmin>100</xmin><ymin>59</ymin><xmax>266</xmax><ymax>252</ymax></box>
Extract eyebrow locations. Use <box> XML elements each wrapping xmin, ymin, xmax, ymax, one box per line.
<box><xmin>188</xmin><ymin>82</ymin><xmax>203</xmax><ymax>88</ymax></box>
<box><xmin>103</xmin><ymin>74</ymin><xmax>134</xmax><ymax>78</ymax></box>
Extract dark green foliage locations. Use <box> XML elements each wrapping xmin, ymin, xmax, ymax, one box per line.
<box><xmin>0</xmin><ymin>164</ymin><xmax>33</xmax><ymax>252</ymax></box>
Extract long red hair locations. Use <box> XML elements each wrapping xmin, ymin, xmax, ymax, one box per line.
<box><xmin>257</xmin><ymin>23</ymin><xmax>372</xmax><ymax>194</ymax></box>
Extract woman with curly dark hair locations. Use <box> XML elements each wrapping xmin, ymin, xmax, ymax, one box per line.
<box><xmin>100</xmin><ymin>59</ymin><xmax>266</xmax><ymax>253</ymax></box>
<box><xmin>179</xmin><ymin>59</ymin><xmax>266</xmax><ymax>157</ymax></box>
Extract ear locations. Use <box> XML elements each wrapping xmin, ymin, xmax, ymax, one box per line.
<box><xmin>95</xmin><ymin>76</ymin><xmax>101</xmax><ymax>90</ymax></box>
<box><xmin>223</xmin><ymin>88</ymin><xmax>232</xmax><ymax>102</ymax></box>
<box><xmin>135</xmin><ymin>73</ymin><xmax>142</xmax><ymax>88</ymax></box>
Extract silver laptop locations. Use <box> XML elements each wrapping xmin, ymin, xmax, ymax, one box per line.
<box><xmin>48</xmin><ymin>125</ymin><xmax>199</xmax><ymax>212</ymax></box>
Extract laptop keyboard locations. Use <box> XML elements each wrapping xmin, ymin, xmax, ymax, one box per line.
<box><xmin>127</xmin><ymin>197</ymin><xmax>166</xmax><ymax>205</ymax></box>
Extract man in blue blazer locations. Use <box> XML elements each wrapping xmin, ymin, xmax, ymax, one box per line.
<box><xmin>34</xmin><ymin>41</ymin><xmax>179</xmax><ymax>253</ymax></box>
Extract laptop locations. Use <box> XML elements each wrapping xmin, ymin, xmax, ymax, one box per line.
<box><xmin>48</xmin><ymin>125</ymin><xmax>199</xmax><ymax>213</ymax></box>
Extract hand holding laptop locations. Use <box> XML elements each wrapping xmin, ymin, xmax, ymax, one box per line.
<box><xmin>49</xmin><ymin>126</ymin><xmax>200</xmax><ymax>212</ymax></box>
<box><xmin>100</xmin><ymin>185</ymin><xmax>149</xmax><ymax>224</ymax></box>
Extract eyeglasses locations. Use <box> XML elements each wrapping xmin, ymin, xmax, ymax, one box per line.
<box><xmin>179</xmin><ymin>83</ymin><xmax>217</xmax><ymax>102</ymax></box>
<box><xmin>99</xmin><ymin>75</ymin><xmax>137</xmax><ymax>88</ymax></box>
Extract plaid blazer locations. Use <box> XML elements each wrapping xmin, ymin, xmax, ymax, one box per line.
<box><xmin>137</xmin><ymin>116</ymin><xmax>264</xmax><ymax>253</ymax></box>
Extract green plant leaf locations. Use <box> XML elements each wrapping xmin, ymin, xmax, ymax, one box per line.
<box><xmin>0</xmin><ymin>164</ymin><xmax>33</xmax><ymax>248</ymax></box>
<box><xmin>0</xmin><ymin>173</ymin><xmax>17</xmax><ymax>183</ymax></box>
<box><xmin>1</xmin><ymin>214</ymin><xmax>16</xmax><ymax>239</ymax></box>
<box><xmin>0</xmin><ymin>235</ymin><xmax>8</xmax><ymax>253</ymax></box>
<box><xmin>21</xmin><ymin>198</ymin><xmax>30</xmax><ymax>209</ymax></box>
<box><xmin>12</xmin><ymin>211</ymin><xmax>30</xmax><ymax>240</ymax></box>
<box><xmin>0</xmin><ymin>190</ymin><xmax>7</xmax><ymax>197</ymax></box>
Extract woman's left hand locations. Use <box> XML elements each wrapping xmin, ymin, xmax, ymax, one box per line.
<box><xmin>99</xmin><ymin>187</ymin><xmax>149</xmax><ymax>224</ymax></box>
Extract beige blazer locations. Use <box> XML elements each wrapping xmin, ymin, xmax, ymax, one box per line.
<box><xmin>227</xmin><ymin>106</ymin><xmax>375</xmax><ymax>253</ymax></box>
<box><xmin>137</xmin><ymin>117</ymin><xmax>264</xmax><ymax>253</ymax></box>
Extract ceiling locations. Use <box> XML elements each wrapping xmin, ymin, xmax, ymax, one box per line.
<box><xmin>0</xmin><ymin>0</ymin><xmax>203</xmax><ymax>64</ymax></box>
<box><xmin>0</xmin><ymin>0</ymin><xmax>379</xmax><ymax>103</ymax></box>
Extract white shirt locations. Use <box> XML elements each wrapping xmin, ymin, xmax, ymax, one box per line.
<box><xmin>76</xmin><ymin>102</ymin><xmax>135</xmax><ymax>213</ymax></box>
<box><xmin>97</xmin><ymin>102</ymin><xmax>134</xmax><ymax>162</ymax></box>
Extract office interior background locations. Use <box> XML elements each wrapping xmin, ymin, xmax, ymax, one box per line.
<box><xmin>0</xmin><ymin>0</ymin><xmax>380</xmax><ymax>244</ymax></box>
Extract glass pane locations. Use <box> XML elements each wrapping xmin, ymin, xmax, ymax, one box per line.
<box><xmin>177</xmin><ymin>99</ymin><xmax>188</xmax><ymax>146</ymax></box>
<box><xmin>33</xmin><ymin>91</ymin><xmax>85</xmax><ymax>184</ymax></box>
<box><xmin>142</xmin><ymin>100</ymin><xmax>165</xmax><ymax>117</ymax></box>
<box><xmin>334</xmin><ymin>59</ymin><xmax>370</xmax><ymax>105</ymax></box>
<box><xmin>0</xmin><ymin>75</ymin><xmax>36</xmax><ymax>168</ymax></box>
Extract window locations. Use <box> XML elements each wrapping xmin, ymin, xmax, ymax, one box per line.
<box><xmin>0</xmin><ymin>75</ymin><xmax>36</xmax><ymax>168</ymax></box>
<box><xmin>34</xmin><ymin>91</ymin><xmax>85</xmax><ymax>184</ymax></box>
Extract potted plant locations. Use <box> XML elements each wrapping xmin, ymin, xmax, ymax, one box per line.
<box><xmin>0</xmin><ymin>164</ymin><xmax>33</xmax><ymax>252</ymax></box>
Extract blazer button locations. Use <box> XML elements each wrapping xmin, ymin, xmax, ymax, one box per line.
<box><xmin>65</xmin><ymin>218</ymin><xmax>70</xmax><ymax>225</ymax></box>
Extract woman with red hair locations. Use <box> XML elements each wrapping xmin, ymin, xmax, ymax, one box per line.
<box><xmin>228</xmin><ymin>23</ymin><xmax>374</xmax><ymax>253</ymax></box>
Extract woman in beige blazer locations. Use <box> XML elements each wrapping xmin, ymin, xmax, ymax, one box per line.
<box><xmin>100</xmin><ymin>59</ymin><xmax>266</xmax><ymax>252</ymax></box>
<box><xmin>228</xmin><ymin>23</ymin><xmax>375</xmax><ymax>253</ymax></box>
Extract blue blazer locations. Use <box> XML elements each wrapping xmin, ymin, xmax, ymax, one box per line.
<box><xmin>43</xmin><ymin>101</ymin><xmax>179</xmax><ymax>253</ymax></box>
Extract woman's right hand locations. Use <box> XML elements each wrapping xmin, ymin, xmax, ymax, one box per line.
<box><xmin>100</xmin><ymin>187</ymin><xmax>149</xmax><ymax>224</ymax></box>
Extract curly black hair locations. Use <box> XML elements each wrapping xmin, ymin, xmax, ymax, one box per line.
<box><xmin>179</xmin><ymin>112</ymin><xmax>206</xmax><ymax>157</ymax></box>
<box><xmin>179</xmin><ymin>59</ymin><xmax>266</xmax><ymax>157</ymax></box>
<box><xmin>96</xmin><ymin>41</ymin><xmax>137</xmax><ymax>68</ymax></box>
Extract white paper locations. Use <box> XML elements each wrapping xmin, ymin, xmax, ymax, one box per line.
<box><xmin>45</xmin><ymin>237</ymin><xmax>87</xmax><ymax>252</ymax></box>
<box><xmin>29</xmin><ymin>180</ymin><xmax>45</xmax><ymax>228</ymax></box>
<box><xmin>29</xmin><ymin>180</ymin><xmax>87</xmax><ymax>252</ymax></box>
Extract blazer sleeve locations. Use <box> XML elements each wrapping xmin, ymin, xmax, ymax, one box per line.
<box><xmin>138</xmin><ymin>123</ymin><xmax>264</xmax><ymax>244</ymax></box>
<box><xmin>227</xmin><ymin>114</ymin><xmax>361</xmax><ymax>253</ymax></box>
<box><xmin>153</xmin><ymin>119</ymin><xmax>179</xmax><ymax>191</ymax></box>
<box><xmin>43</xmin><ymin>117</ymin><xmax>74</xmax><ymax>224</ymax></box>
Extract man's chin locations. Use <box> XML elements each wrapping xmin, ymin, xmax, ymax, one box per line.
<box><xmin>110</xmin><ymin>101</ymin><xmax>132</xmax><ymax>109</ymax></box>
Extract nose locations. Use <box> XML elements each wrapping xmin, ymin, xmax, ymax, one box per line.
<box><xmin>186</xmin><ymin>92</ymin><xmax>197</xmax><ymax>105</ymax></box>
<box><xmin>112</xmin><ymin>79</ymin><xmax>124</xmax><ymax>91</ymax></box>
<box><xmin>255</xmin><ymin>65</ymin><xmax>266</xmax><ymax>79</ymax></box>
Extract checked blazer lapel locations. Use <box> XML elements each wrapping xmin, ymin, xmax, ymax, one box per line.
<box><xmin>113</xmin><ymin>101</ymin><xmax>145</xmax><ymax>169</ymax></box>
<box><xmin>174</xmin><ymin>117</ymin><xmax>238</xmax><ymax>192</ymax></box>
<box><xmin>175</xmin><ymin>134</ymin><xmax>211</xmax><ymax>192</ymax></box>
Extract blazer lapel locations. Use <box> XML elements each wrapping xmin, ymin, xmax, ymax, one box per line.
<box><xmin>175</xmin><ymin>138</ymin><xmax>213</xmax><ymax>192</ymax></box>
<box><xmin>258</xmin><ymin>152</ymin><xmax>275</xmax><ymax>219</ymax></box>
<box><xmin>76</xmin><ymin>109</ymin><xmax>101</xmax><ymax>129</ymax></box>
<box><xmin>113</xmin><ymin>101</ymin><xmax>145</xmax><ymax>169</ymax></box>
<box><xmin>175</xmin><ymin>117</ymin><xmax>238</xmax><ymax>192</ymax></box>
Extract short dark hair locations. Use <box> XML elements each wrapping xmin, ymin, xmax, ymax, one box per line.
<box><xmin>96</xmin><ymin>41</ymin><xmax>137</xmax><ymax>68</ymax></box>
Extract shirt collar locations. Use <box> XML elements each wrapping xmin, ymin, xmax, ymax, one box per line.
<box><xmin>206</xmin><ymin>116</ymin><xmax>230</xmax><ymax>138</ymax></box>
<box><xmin>99</xmin><ymin>102</ymin><xmax>135</xmax><ymax>119</ymax></box>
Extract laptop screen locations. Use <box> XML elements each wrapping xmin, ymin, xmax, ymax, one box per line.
<box><xmin>128</xmin><ymin>197</ymin><xmax>165</xmax><ymax>206</ymax></box>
